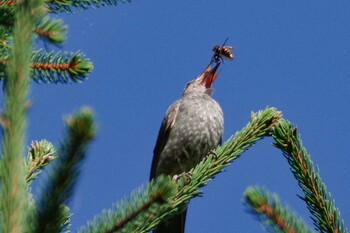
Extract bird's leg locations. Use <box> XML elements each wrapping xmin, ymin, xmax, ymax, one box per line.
<box><xmin>206</xmin><ymin>149</ymin><xmax>218</xmax><ymax>160</ymax></box>
<box><xmin>173</xmin><ymin>172</ymin><xmax>193</xmax><ymax>186</ymax></box>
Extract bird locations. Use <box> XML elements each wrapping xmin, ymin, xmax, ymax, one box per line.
<box><xmin>150</xmin><ymin>60</ymin><xmax>224</xmax><ymax>233</ymax></box>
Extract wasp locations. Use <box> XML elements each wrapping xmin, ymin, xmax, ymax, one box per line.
<box><xmin>212</xmin><ymin>37</ymin><xmax>234</xmax><ymax>62</ymax></box>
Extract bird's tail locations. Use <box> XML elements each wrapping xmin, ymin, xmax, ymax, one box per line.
<box><xmin>153</xmin><ymin>209</ymin><xmax>187</xmax><ymax>233</ymax></box>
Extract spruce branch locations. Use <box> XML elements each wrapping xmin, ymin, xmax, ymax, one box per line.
<box><xmin>47</xmin><ymin>0</ymin><xmax>131</xmax><ymax>13</ymax></box>
<box><xmin>0</xmin><ymin>30</ymin><xmax>10</xmax><ymax>44</ymax></box>
<box><xmin>0</xmin><ymin>26</ymin><xmax>11</xmax><ymax>79</ymax></box>
<box><xmin>0</xmin><ymin>50</ymin><xmax>93</xmax><ymax>83</ymax></box>
<box><xmin>136</xmin><ymin>108</ymin><xmax>282</xmax><ymax>232</ymax></box>
<box><xmin>35</xmin><ymin>107</ymin><xmax>96</xmax><ymax>233</ymax></box>
<box><xmin>0</xmin><ymin>5</ymin><xmax>15</xmax><ymax>28</ymax></box>
<box><xmin>26</xmin><ymin>140</ymin><xmax>57</xmax><ymax>185</ymax></box>
<box><xmin>1</xmin><ymin>0</ymin><xmax>44</xmax><ymax>232</ymax></box>
<box><xmin>0</xmin><ymin>25</ymin><xmax>12</xmax><ymax>45</ymax></box>
<box><xmin>30</xmin><ymin>50</ymin><xmax>93</xmax><ymax>83</ymax></box>
<box><xmin>244</xmin><ymin>186</ymin><xmax>314</xmax><ymax>233</ymax></box>
<box><xmin>58</xmin><ymin>205</ymin><xmax>72</xmax><ymax>233</ymax></box>
<box><xmin>78</xmin><ymin>176</ymin><xmax>177</xmax><ymax>233</ymax></box>
<box><xmin>0</xmin><ymin>3</ymin><xmax>47</xmax><ymax>28</ymax></box>
<box><xmin>272</xmin><ymin>120</ymin><xmax>347</xmax><ymax>233</ymax></box>
<box><xmin>35</xmin><ymin>16</ymin><xmax>67</xmax><ymax>44</ymax></box>
<box><xmin>0</xmin><ymin>11</ymin><xmax>65</xmax><ymax>44</ymax></box>
<box><xmin>0</xmin><ymin>0</ymin><xmax>14</xmax><ymax>6</ymax></box>
<box><xmin>74</xmin><ymin>108</ymin><xmax>281</xmax><ymax>233</ymax></box>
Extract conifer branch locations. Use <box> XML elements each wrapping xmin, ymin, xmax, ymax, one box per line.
<box><xmin>30</xmin><ymin>50</ymin><xmax>93</xmax><ymax>83</ymax></box>
<box><xmin>0</xmin><ymin>50</ymin><xmax>93</xmax><ymax>83</ymax></box>
<box><xmin>1</xmin><ymin>0</ymin><xmax>44</xmax><ymax>232</ymax></box>
<box><xmin>78</xmin><ymin>176</ymin><xmax>177</xmax><ymax>233</ymax></box>
<box><xmin>0</xmin><ymin>27</ymin><xmax>11</xmax><ymax>78</ymax></box>
<box><xmin>75</xmin><ymin>108</ymin><xmax>281</xmax><ymax>233</ymax></box>
<box><xmin>26</xmin><ymin>140</ymin><xmax>57</xmax><ymax>185</ymax></box>
<box><xmin>57</xmin><ymin>205</ymin><xmax>72</xmax><ymax>233</ymax></box>
<box><xmin>0</xmin><ymin>5</ymin><xmax>15</xmax><ymax>27</ymax></box>
<box><xmin>137</xmin><ymin>108</ymin><xmax>281</xmax><ymax>232</ymax></box>
<box><xmin>47</xmin><ymin>0</ymin><xmax>131</xmax><ymax>13</ymax></box>
<box><xmin>244</xmin><ymin>186</ymin><xmax>314</xmax><ymax>233</ymax></box>
<box><xmin>0</xmin><ymin>11</ymin><xmax>92</xmax><ymax>84</ymax></box>
<box><xmin>272</xmin><ymin>120</ymin><xmax>347</xmax><ymax>233</ymax></box>
<box><xmin>0</xmin><ymin>0</ymin><xmax>14</xmax><ymax>5</ymax></box>
<box><xmin>0</xmin><ymin>25</ymin><xmax>11</xmax><ymax>44</ymax></box>
<box><xmin>35</xmin><ymin>108</ymin><xmax>96</xmax><ymax>233</ymax></box>
<box><xmin>1</xmin><ymin>10</ymin><xmax>65</xmax><ymax>44</ymax></box>
<box><xmin>0</xmin><ymin>3</ymin><xmax>47</xmax><ymax>28</ymax></box>
<box><xmin>35</xmin><ymin>16</ymin><xmax>67</xmax><ymax>44</ymax></box>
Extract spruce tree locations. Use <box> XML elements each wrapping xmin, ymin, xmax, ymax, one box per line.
<box><xmin>0</xmin><ymin>1</ymin><xmax>347</xmax><ymax>232</ymax></box>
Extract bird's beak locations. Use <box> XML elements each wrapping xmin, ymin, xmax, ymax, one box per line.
<box><xmin>197</xmin><ymin>61</ymin><xmax>221</xmax><ymax>88</ymax></box>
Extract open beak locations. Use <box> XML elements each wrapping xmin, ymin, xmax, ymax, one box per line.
<box><xmin>197</xmin><ymin>61</ymin><xmax>221</xmax><ymax>88</ymax></box>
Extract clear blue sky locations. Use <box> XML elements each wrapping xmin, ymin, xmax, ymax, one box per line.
<box><xmin>28</xmin><ymin>1</ymin><xmax>350</xmax><ymax>232</ymax></box>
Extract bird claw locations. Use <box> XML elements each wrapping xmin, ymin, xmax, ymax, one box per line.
<box><xmin>173</xmin><ymin>172</ymin><xmax>192</xmax><ymax>185</ymax></box>
<box><xmin>207</xmin><ymin>149</ymin><xmax>218</xmax><ymax>160</ymax></box>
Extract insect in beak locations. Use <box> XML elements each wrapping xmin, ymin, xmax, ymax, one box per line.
<box><xmin>212</xmin><ymin>37</ymin><xmax>234</xmax><ymax>63</ymax></box>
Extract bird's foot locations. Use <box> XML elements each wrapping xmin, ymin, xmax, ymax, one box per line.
<box><xmin>173</xmin><ymin>172</ymin><xmax>192</xmax><ymax>185</ymax></box>
<box><xmin>206</xmin><ymin>149</ymin><xmax>218</xmax><ymax>160</ymax></box>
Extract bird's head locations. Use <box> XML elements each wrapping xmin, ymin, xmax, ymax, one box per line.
<box><xmin>183</xmin><ymin>61</ymin><xmax>221</xmax><ymax>96</ymax></box>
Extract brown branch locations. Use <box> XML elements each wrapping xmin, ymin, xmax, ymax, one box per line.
<box><xmin>273</xmin><ymin>121</ymin><xmax>345</xmax><ymax>232</ymax></box>
<box><xmin>1</xmin><ymin>59</ymin><xmax>73</xmax><ymax>71</ymax></box>
<box><xmin>35</xmin><ymin>28</ymin><xmax>53</xmax><ymax>38</ymax></box>
<box><xmin>0</xmin><ymin>0</ymin><xmax>14</xmax><ymax>6</ymax></box>
<box><xmin>258</xmin><ymin>200</ymin><xmax>296</xmax><ymax>233</ymax></box>
<box><xmin>105</xmin><ymin>192</ymin><xmax>165</xmax><ymax>233</ymax></box>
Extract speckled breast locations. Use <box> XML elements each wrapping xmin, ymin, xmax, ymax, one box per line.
<box><xmin>156</xmin><ymin>93</ymin><xmax>224</xmax><ymax>176</ymax></box>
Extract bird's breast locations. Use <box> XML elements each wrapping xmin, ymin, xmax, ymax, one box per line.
<box><xmin>156</xmin><ymin>94</ymin><xmax>224</xmax><ymax>176</ymax></box>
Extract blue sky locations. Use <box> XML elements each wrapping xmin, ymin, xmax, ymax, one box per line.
<box><xmin>28</xmin><ymin>1</ymin><xmax>350</xmax><ymax>232</ymax></box>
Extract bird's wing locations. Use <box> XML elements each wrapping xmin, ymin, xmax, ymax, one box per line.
<box><xmin>150</xmin><ymin>100</ymin><xmax>181</xmax><ymax>180</ymax></box>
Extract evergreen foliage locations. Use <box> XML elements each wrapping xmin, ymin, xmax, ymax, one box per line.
<box><xmin>140</xmin><ymin>108</ymin><xmax>281</xmax><ymax>232</ymax></box>
<box><xmin>35</xmin><ymin>108</ymin><xmax>96</xmax><ymax>233</ymax></box>
<box><xmin>29</xmin><ymin>50</ymin><xmax>93</xmax><ymax>83</ymax></box>
<box><xmin>0</xmin><ymin>0</ymin><xmax>93</xmax><ymax>84</ymax></box>
<box><xmin>0</xmin><ymin>1</ymin><xmax>348</xmax><ymax>233</ymax></box>
<box><xmin>272</xmin><ymin>120</ymin><xmax>347</xmax><ymax>233</ymax></box>
<box><xmin>0</xmin><ymin>4</ymin><xmax>15</xmax><ymax>28</ymax></box>
<box><xmin>1</xmin><ymin>0</ymin><xmax>44</xmax><ymax>232</ymax></box>
<box><xmin>77</xmin><ymin>108</ymin><xmax>281</xmax><ymax>233</ymax></box>
<box><xmin>244</xmin><ymin>186</ymin><xmax>314</xmax><ymax>233</ymax></box>
<box><xmin>47</xmin><ymin>0</ymin><xmax>131</xmax><ymax>13</ymax></box>
<box><xmin>0</xmin><ymin>49</ymin><xmax>93</xmax><ymax>83</ymax></box>
<box><xmin>35</xmin><ymin>16</ymin><xmax>67</xmax><ymax>44</ymax></box>
<box><xmin>26</xmin><ymin>140</ymin><xmax>57</xmax><ymax>184</ymax></box>
<box><xmin>78</xmin><ymin>176</ymin><xmax>177</xmax><ymax>233</ymax></box>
